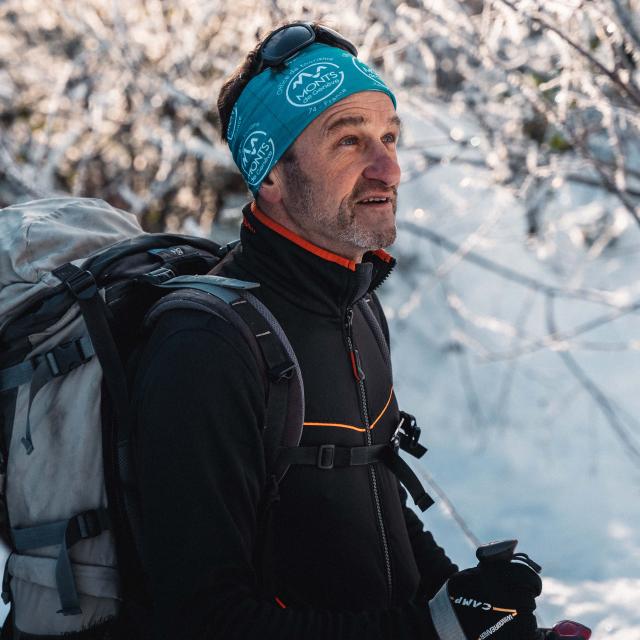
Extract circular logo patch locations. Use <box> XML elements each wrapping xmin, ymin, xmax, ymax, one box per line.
<box><xmin>352</xmin><ymin>57</ymin><xmax>386</xmax><ymax>87</ymax></box>
<box><xmin>227</xmin><ymin>105</ymin><xmax>239</xmax><ymax>142</ymax></box>
<box><xmin>240</xmin><ymin>130</ymin><xmax>275</xmax><ymax>186</ymax></box>
<box><xmin>286</xmin><ymin>61</ymin><xmax>345</xmax><ymax>107</ymax></box>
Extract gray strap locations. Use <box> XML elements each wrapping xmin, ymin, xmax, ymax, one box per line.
<box><xmin>428</xmin><ymin>581</ymin><xmax>467</xmax><ymax>640</ymax></box>
<box><xmin>0</xmin><ymin>336</ymin><xmax>95</xmax><ymax>395</ymax></box>
<box><xmin>0</xmin><ymin>360</ymin><xmax>37</xmax><ymax>393</ymax></box>
<box><xmin>156</xmin><ymin>275</ymin><xmax>259</xmax><ymax>302</ymax></box>
<box><xmin>21</xmin><ymin>359</ymin><xmax>55</xmax><ymax>454</ymax></box>
<box><xmin>12</xmin><ymin>519</ymin><xmax>67</xmax><ymax>550</ymax></box>
<box><xmin>20</xmin><ymin>336</ymin><xmax>95</xmax><ymax>454</ymax></box>
<box><xmin>11</xmin><ymin>508</ymin><xmax>110</xmax><ymax>616</ymax></box>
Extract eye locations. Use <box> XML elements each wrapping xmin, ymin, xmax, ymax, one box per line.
<box><xmin>339</xmin><ymin>136</ymin><xmax>359</xmax><ymax>146</ymax></box>
<box><xmin>382</xmin><ymin>132</ymin><xmax>398</xmax><ymax>144</ymax></box>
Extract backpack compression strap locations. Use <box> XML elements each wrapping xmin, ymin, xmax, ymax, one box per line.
<box><xmin>275</xmin><ymin>415</ymin><xmax>435</xmax><ymax>513</ymax></box>
<box><xmin>10</xmin><ymin>509</ymin><xmax>111</xmax><ymax>616</ymax></box>
<box><xmin>0</xmin><ymin>336</ymin><xmax>95</xmax><ymax>454</ymax></box>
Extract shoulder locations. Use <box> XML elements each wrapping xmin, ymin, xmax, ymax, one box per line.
<box><xmin>131</xmin><ymin>307</ymin><xmax>265</xmax><ymax>409</ymax></box>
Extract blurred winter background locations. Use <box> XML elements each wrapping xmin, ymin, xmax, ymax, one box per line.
<box><xmin>1</xmin><ymin>0</ymin><xmax>639</xmax><ymax>636</ymax></box>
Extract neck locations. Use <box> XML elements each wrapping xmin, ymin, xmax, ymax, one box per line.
<box><xmin>255</xmin><ymin>198</ymin><xmax>365</xmax><ymax>263</ymax></box>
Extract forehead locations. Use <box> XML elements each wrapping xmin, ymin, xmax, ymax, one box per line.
<box><xmin>311</xmin><ymin>91</ymin><xmax>399</xmax><ymax>135</ymax></box>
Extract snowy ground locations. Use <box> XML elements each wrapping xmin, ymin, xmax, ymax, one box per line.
<box><xmin>388</xmin><ymin>99</ymin><xmax>640</xmax><ymax>636</ymax></box>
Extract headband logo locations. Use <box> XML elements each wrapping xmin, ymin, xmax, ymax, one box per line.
<box><xmin>286</xmin><ymin>61</ymin><xmax>344</xmax><ymax>107</ymax></box>
<box><xmin>227</xmin><ymin>106</ymin><xmax>239</xmax><ymax>142</ymax></box>
<box><xmin>352</xmin><ymin>57</ymin><xmax>386</xmax><ymax>87</ymax></box>
<box><xmin>240</xmin><ymin>130</ymin><xmax>275</xmax><ymax>186</ymax></box>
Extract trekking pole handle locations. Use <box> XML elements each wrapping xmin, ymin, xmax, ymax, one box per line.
<box><xmin>538</xmin><ymin>620</ymin><xmax>592</xmax><ymax>639</ymax></box>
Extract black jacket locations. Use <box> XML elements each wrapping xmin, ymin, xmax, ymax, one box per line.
<box><xmin>132</xmin><ymin>203</ymin><xmax>457</xmax><ymax>639</ymax></box>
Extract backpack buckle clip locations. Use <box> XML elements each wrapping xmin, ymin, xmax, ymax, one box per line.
<box><xmin>44</xmin><ymin>338</ymin><xmax>93</xmax><ymax>377</ymax></box>
<box><xmin>317</xmin><ymin>445</ymin><xmax>335</xmax><ymax>470</ymax></box>
<box><xmin>141</xmin><ymin>266</ymin><xmax>176</xmax><ymax>284</ymax></box>
<box><xmin>73</xmin><ymin>509</ymin><xmax>107</xmax><ymax>540</ymax></box>
<box><xmin>65</xmin><ymin>269</ymin><xmax>98</xmax><ymax>300</ymax></box>
<box><xmin>393</xmin><ymin>411</ymin><xmax>427</xmax><ymax>459</ymax></box>
<box><xmin>268</xmin><ymin>360</ymin><xmax>295</xmax><ymax>383</ymax></box>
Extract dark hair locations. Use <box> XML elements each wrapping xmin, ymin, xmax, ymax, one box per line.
<box><xmin>217</xmin><ymin>22</ymin><xmax>354</xmax><ymax>143</ymax></box>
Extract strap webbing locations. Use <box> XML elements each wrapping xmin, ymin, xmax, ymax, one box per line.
<box><xmin>277</xmin><ymin>443</ymin><xmax>388</xmax><ymax>471</ymax></box>
<box><xmin>277</xmin><ymin>443</ymin><xmax>435</xmax><ymax>512</ymax></box>
<box><xmin>17</xmin><ymin>336</ymin><xmax>95</xmax><ymax>454</ymax></box>
<box><xmin>229</xmin><ymin>298</ymin><xmax>295</xmax><ymax>468</ymax></box>
<box><xmin>2</xmin><ymin>553</ymin><xmax>12</xmax><ymax>605</ymax></box>
<box><xmin>0</xmin><ymin>361</ymin><xmax>37</xmax><ymax>393</ymax></box>
<box><xmin>52</xmin><ymin>264</ymin><xmax>132</xmax><ymax>445</ymax></box>
<box><xmin>428</xmin><ymin>581</ymin><xmax>467</xmax><ymax>640</ymax></box>
<box><xmin>382</xmin><ymin>447</ymin><xmax>434</xmax><ymax>512</ymax></box>
<box><xmin>230</xmin><ymin>299</ymin><xmax>295</xmax><ymax>383</ymax></box>
<box><xmin>11</xmin><ymin>508</ymin><xmax>111</xmax><ymax>616</ymax></box>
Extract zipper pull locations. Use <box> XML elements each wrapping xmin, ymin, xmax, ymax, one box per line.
<box><xmin>349</xmin><ymin>348</ymin><xmax>365</xmax><ymax>381</ymax></box>
<box><xmin>345</xmin><ymin>307</ymin><xmax>354</xmax><ymax>332</ymax></box>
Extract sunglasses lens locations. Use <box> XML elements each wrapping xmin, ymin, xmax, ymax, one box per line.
<box><xmin>262</xmin><ymin>24</ymin><xmax>314</xmax><ymax>63</ymax></box>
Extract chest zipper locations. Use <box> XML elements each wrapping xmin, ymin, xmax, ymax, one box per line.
<box><xmin>344</xmin><ymin>306</ymin><xmax>393</xmax><ymax>606</ymax></box>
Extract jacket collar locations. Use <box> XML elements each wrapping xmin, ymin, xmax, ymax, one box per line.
<box><xmin>232</xmin><ymin>202</ymin><xmax>395</xmax><ymax>316</ymax></box>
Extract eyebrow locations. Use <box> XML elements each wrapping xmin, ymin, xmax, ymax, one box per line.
<box><xmin>326</xmin><ymin>114</ymin><xmax>402</xmax><ymax>134</ymax></box>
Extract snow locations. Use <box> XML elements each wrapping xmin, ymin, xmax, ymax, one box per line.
<box><xmin>386</xmin><ymin>103</ymin><xmax>640</xmax><ymax>635</ymax></box>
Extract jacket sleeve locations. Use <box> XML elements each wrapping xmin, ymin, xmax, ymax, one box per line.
<box><xmin>132</xmin><ymin>310</ymin><xmax>440</xmax><ymax>640</ymax></box>
<box><xmin>399</xmin><ymin>486</ymin><xmax>459</xmax><ymax>601</ymax></box>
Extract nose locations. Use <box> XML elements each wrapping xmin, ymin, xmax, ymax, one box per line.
<box><xmin>362</xmin><ymin>144</ymin><xmax>401</xmax><ymax>188</ymax></box>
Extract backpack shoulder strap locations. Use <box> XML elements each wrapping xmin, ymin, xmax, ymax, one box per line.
<box><xmin>138</xmin><ymin>275</ymin><xmax>305</xmax><ymax>600</ymax></box>
<box><xmin>358</xmin><ymin>294</ymin><xmax>391</xmax><ymax>369</ymax></box>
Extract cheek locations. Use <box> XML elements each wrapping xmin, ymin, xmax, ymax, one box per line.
<box><xmin>302</xmin><ymin>149</ymin><xmax>364</xmax><ymax>200</ymax></box>
<box><xmin>333</xmin><ymin>163</ymin><xmax>365</xmax><ymax>199</ymax></box>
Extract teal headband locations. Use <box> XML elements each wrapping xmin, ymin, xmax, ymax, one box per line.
<box><xmin>227</xmin><ymin>43</ymin><xmax>396</xmax><ymax>195</ymax></box>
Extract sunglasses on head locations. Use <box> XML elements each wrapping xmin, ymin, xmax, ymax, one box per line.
<box><xmin>255</xmin><ymin>22</ymin><xmax>358</xmax><ymax>74</ymax></box>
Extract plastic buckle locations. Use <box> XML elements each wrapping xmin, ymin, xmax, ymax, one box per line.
<box><xmin>268</xmin><ymin>361</ymin><xmax>295</xmax><ymax>383</ymax></box>
<box><xmin>399</xmin><ymin>411</ymin><xmax>420</xmax><ymax>446</ymax></box>
<box><xmin>218</xmin><ymin>239</ymin><xmax>240</xmax><ymax>258</ymax></box>
<box><xmin>317</xmin><ymin>445</ymin><xmax>335</xmax><ymax>470</ymax></box>
<box><xmin>44</xmin><ymin>339</ymin><xmax>92</xmax><ymax>377</ymax></box>
<box><xmin>142</xmin><ymin>266</ymin><xmax>176</xmax><ymax>284</ymax></box>
<box><xmin>390</xmin><ymin>427</ymin><xmax>401</xmax><ymax>452</ymax></box>
<box><xmin>64</xmin><ymin>269</ymin><xmax>97</xmax><ymax>300</ymax></box>
<box><xmin>75</xmin><ymin>510</ymin><xmax>103</xmax><ymax>539</ymax></box>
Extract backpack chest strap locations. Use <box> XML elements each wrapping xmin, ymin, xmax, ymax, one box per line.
<box><xmin>278</xmin><ymin>443</ymin><xmax>388</xmax><ymax>469</ymax></box>
<box><xmin>275</xmin><ymin>443</ymin><xmax>435</xmax><ymax>512</ymax></box>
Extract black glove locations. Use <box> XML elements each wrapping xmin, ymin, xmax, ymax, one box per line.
<box><xmin>429</xmin><ymin>548</ymin><xmax>542</xmax><ymax>640</ymax></box>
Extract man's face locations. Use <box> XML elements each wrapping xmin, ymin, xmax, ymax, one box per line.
<box><xmin>269</xmin><ymin>91</ymin><xmax>401</xmax><ymax>260</ymax></box>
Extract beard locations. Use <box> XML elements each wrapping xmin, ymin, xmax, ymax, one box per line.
<box><xmin>281</xmin><ymin>156</ymin><xmax>397</xmax><ymax>252</ymax></box>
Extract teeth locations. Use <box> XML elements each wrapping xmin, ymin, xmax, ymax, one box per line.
<box><xmin>361</xmin><ymin>197</ymin><xmax>388</xmax><ymax>203</ymax></box>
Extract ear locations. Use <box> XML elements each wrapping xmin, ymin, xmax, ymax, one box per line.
<box><xmin>258</xmin><ymin>168</ymin><xmax>283</xmax><ymax>204</ymax></box>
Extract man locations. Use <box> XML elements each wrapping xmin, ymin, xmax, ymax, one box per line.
<box><xmin>133</xmin><ymin>22</ymin><xmax>542</xmax><ymax>639</ymax></box>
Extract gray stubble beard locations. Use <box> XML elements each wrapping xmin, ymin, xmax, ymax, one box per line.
<box><xmin>282</xmin><ymin>158</ymin><xmax>397</xmax><ymax>252</ymax></box>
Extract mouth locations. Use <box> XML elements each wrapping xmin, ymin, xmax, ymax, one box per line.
<box><xmin>355</xmin><ymin>196</ymin><xmax>394</xmax><ymax>207</ymax></box>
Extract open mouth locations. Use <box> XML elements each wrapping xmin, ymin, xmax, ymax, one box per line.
<box><xmin>356</xmin><ymin>196</ymin><xmax>392</xmax><ymax>206</ymax></box>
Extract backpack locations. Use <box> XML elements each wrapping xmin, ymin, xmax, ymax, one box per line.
<box><xmin>0</xmin><ymin>197</ymin><xmax>305</xmax><ymax>637</ymax></box>
<box><xmin>0</xmin><ymin>197</ymin><xmax>433</xmax><ymax>638</ymax></box>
